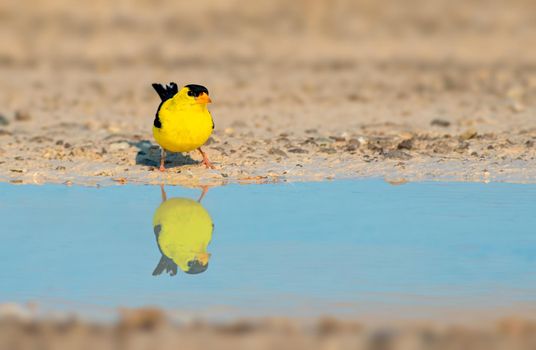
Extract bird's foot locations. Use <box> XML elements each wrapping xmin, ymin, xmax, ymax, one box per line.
<box><xmin>197</xmin><ymin>147</ymin><xmax>215</xmax><ymax>169</ymax></box>
<box><xmin>159</xmin><ymin>148</ymin><xmax>167</xmax><ymax>172</ymax></box>
<box><xmin>198</xmin><ymin>185</ymin><xmax>209</xmax><ymax>202</ymax></box>
<box><xmin>200</xmin><ymin>158</ymin><xmax>215</xmax><ymax>169</ymax></box>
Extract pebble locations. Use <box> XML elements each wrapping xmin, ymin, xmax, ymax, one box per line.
<box><xmin>398</xmin><ymin>131</ymin><xmax>414</xmax><ymax>140</ymax></box>
<box><xmin>431</xmin><ymin>118</ymin><xmax>451</xmax><ymax>127</ymax></box>
<box><xmin>288</xmin><ymin>148</ymin><xmax>308</xmax><ymax>154</ymax></box>
<box><xmin>397</xmin><ymin>139</ymin><xmax>414</xmax><ymax>150</ymax></box>
<box><xmin>29</xmin><ymin>136</ymin><xmax>53</xmax><ymax>143</ymax></box>
<box><xmin>384</xmin><ymin>150</ymin><xmax>411</xmax><ymax>160</ymax></box>
<box><xmin>329</xmin><ymin>135</ymin><xmax>346</xmax><ymax>142</ymax></box>
<box><xmin>319</xmin><ymin>147</ymin><xmax>337</xmax><ymax>154</ymax></box>
<box><xmin>301</xmin><ymin>137</ymin><xmax>317</xmax><ymax>146</ymax></box>
<box><xmin>457</xmin><ymin>141</ymin><xmax>470</xmax><ymax>151</ymax></box>
<box><xmin>386</xmin><ymin>178</ymin><xmax>409</xmax><ymax>185</ymax></box>
<box><xmin>368</xmin><ymin>137</ymin><xmax>393</xmax><ymax>152</ymax></box>
<box><xmin>0</xmin><ymin>114</ymin><xmax>9</xmax><ymax>126</ymax></box>
<box><xmin>356</xmin><ymin>136</ymin><xmax>368</xmax><ymax>146</ymax></box>
<box><xmin>106</xmin><ymin>125</ymin><xmax>121</xmax><ymax>133</ymax></box>
<box><xmin>268</xmin><ymin>148</ymin><xmax>287</xmax><ymax>157</ymax></box>
<box><xmin>315</xmin><ymin>137</ymin><xmax>334</xmax><ymax>146</ymax></box>
<box><xmin>0</xmin><ymin>129</ymin><xmax>12</xmax><ymax>136</ymax></box>
<box><xmin>460</xmin><ymin>129</ymin><xmax>477</xmax><ymax>140</ymax></box>
<box><xmin>113</xmin><ymin>177</ymin><xmax>128</xmax><ymax>184</ymax></box>
<box><xmin>14</xmin><ymin>110</ymin><xmax>32</xmax><ymax>121</ymax></box>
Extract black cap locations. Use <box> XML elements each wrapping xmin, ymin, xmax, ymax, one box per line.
<box><xmin>185</xmin><ymin>260</ymin><xmax>209</xmax><ymax>274</ymax></box>
<box><xmin>185</xmin><ymin>84</ymin><xmax>209</xmax><ymax>97</ymax></box>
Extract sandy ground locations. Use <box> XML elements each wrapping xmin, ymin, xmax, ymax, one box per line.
<box><xmin>1</xmin><ymin>0</ymin><xmax>536</xmax><ymax>186</ymax></box>
<box><xmin>1</xmin><ymin>305</ymin><xmax>536</xmax><ymax>350</ymax></box>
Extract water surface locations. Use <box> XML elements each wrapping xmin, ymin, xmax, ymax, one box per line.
<box><xmin>1</xmin><ymin>180</ymin><xmax>535</xmax><ymax>320</ymax></box>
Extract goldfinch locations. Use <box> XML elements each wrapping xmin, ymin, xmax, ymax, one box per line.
<box><xmin>152</xmin><ymin>185</ymin><xmax>213</xmax><ymax>276</ymax></box>
<box><xmin>152</xmin><ymin>82</ymin><xmax>215</xmax><ymax>171</ymax></box>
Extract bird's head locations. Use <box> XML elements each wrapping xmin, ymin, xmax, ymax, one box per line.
<box><xmin>177</xmin><ymin>84</ymin><xmax>212</xmax><ymax>105</ymax></box>
<box><xmin>170</xmin><ymin>249</ymin><xmax>211</xmax><ymax>274</ymax></box>
<box><xmin>184</xmin><ymin>252</ymin><xmax>210</xmax><ymax>274</ymax></box>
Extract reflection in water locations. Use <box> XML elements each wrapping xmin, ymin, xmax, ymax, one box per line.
<box><xmin>152</xmin><ymin>185</ymin><xmax>213</xmax><ymax>276</ymax></box>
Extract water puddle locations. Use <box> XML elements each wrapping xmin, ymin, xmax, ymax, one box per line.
<box><xmin>1</xmin><ymin>180</ymin><xmax>535</xmax><ymax>321</ymax></box>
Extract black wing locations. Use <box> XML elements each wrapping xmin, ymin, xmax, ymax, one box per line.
<box><xmin>152</xmin><ymin>82</ymin><xmax>178</xmax><ymax>102</ymax></box>
<box><xmin>152</xmin><ymin>255</ymin><xmax>178</xmax><ymax>276</ymax></box>
<box><xmin>152</xmin><ymin>82</ymin><xmax>178</xmax><ymax>128</ymax></box>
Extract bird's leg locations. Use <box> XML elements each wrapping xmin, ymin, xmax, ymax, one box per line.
<box><xmin>160</xmin><ymin>183</ymin><xmax>167</xmax><ymax>203</ymax></box>
<box><xmin>159</xmin><ymin>147</ymin><xmax>166</xmax><ymax>172</ymax></box>
<box><xmin>197</xmin><ymin>185</ymin><xmax>209</xmax><ymax>202</ymax></box>
<box><xmin>197</xmin><ymin>147</ymin><xmax>215</xmax><ymax>169</ymax></box>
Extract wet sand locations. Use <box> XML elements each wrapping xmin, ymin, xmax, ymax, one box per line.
<box><xmin>1</xmin><ymin>0</ymin><xmax>536</xmax><ymax>186</ymax></box>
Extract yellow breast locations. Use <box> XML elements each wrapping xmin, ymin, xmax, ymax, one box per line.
<box><xmin>153</xmin><ymin>99</ymin><xmax>213</xmax><ymax>153</ymax></box>
<box><xmin>153</xmin><ymin>198</ymin><xmax>213</xmax><ymax>271</ymax></box>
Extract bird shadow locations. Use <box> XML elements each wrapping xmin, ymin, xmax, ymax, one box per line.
<box><xmin>130</xmin><ymin>140</ymin><xmax>198</xmax><ymax>169</ymax></box>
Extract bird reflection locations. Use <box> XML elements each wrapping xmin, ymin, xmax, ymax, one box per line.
<box><xmin>152</xmin><ymin>185</ymin><xmax>213</xmax><ymax>276</ymax></box>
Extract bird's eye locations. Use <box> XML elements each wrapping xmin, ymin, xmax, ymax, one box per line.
<box><xmin>187</xmin><ymin>91</ymin><xmax>195</xmax><ymax>97</ymax></box>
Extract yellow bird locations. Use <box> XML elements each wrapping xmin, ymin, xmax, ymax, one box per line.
<box><xmin>152</xmin><ymin>185</ymin><xmax>213</xmax><ymax>276</ymax></box>
<box><xmin>152</xmin><ymin>82</ymin><xmax>215</xmax><ymax>171</ymax></box>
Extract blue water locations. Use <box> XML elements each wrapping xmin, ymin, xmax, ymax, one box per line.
<box><xmin>0</xmin><ymin>180</ymin><xmax>535</xmax><ymax>318</ymax></box>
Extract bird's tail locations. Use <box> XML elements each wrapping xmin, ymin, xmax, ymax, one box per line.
<box><xmin>152</xmin><ymin>82</ymin><xmax>179</xmax><ymax>102</ymax></box>
<box><xmin>152</xmin><ymin>255</ymin><xmax>178</xmax><ymax>276</ymax></box>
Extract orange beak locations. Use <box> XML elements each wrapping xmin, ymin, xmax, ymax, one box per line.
<box><xmin>196</xmin><ymin>92</ymin><xmax>212</xmax><ymax>104</ymax></box>
<box><xmin>197</xmin><ymin>252</ymin><xmax>210</xmax><ymax>265</ymax></box>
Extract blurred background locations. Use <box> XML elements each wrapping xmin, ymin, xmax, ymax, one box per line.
<box><xmin>1</xmin><ymin>0</ymin><xmax>536</xmax><ymax>136</ymax></box>
<box><xmin>2</xmin><ymin>0</ymin><xmax>536</xmax><ymax>64</ymax></box>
